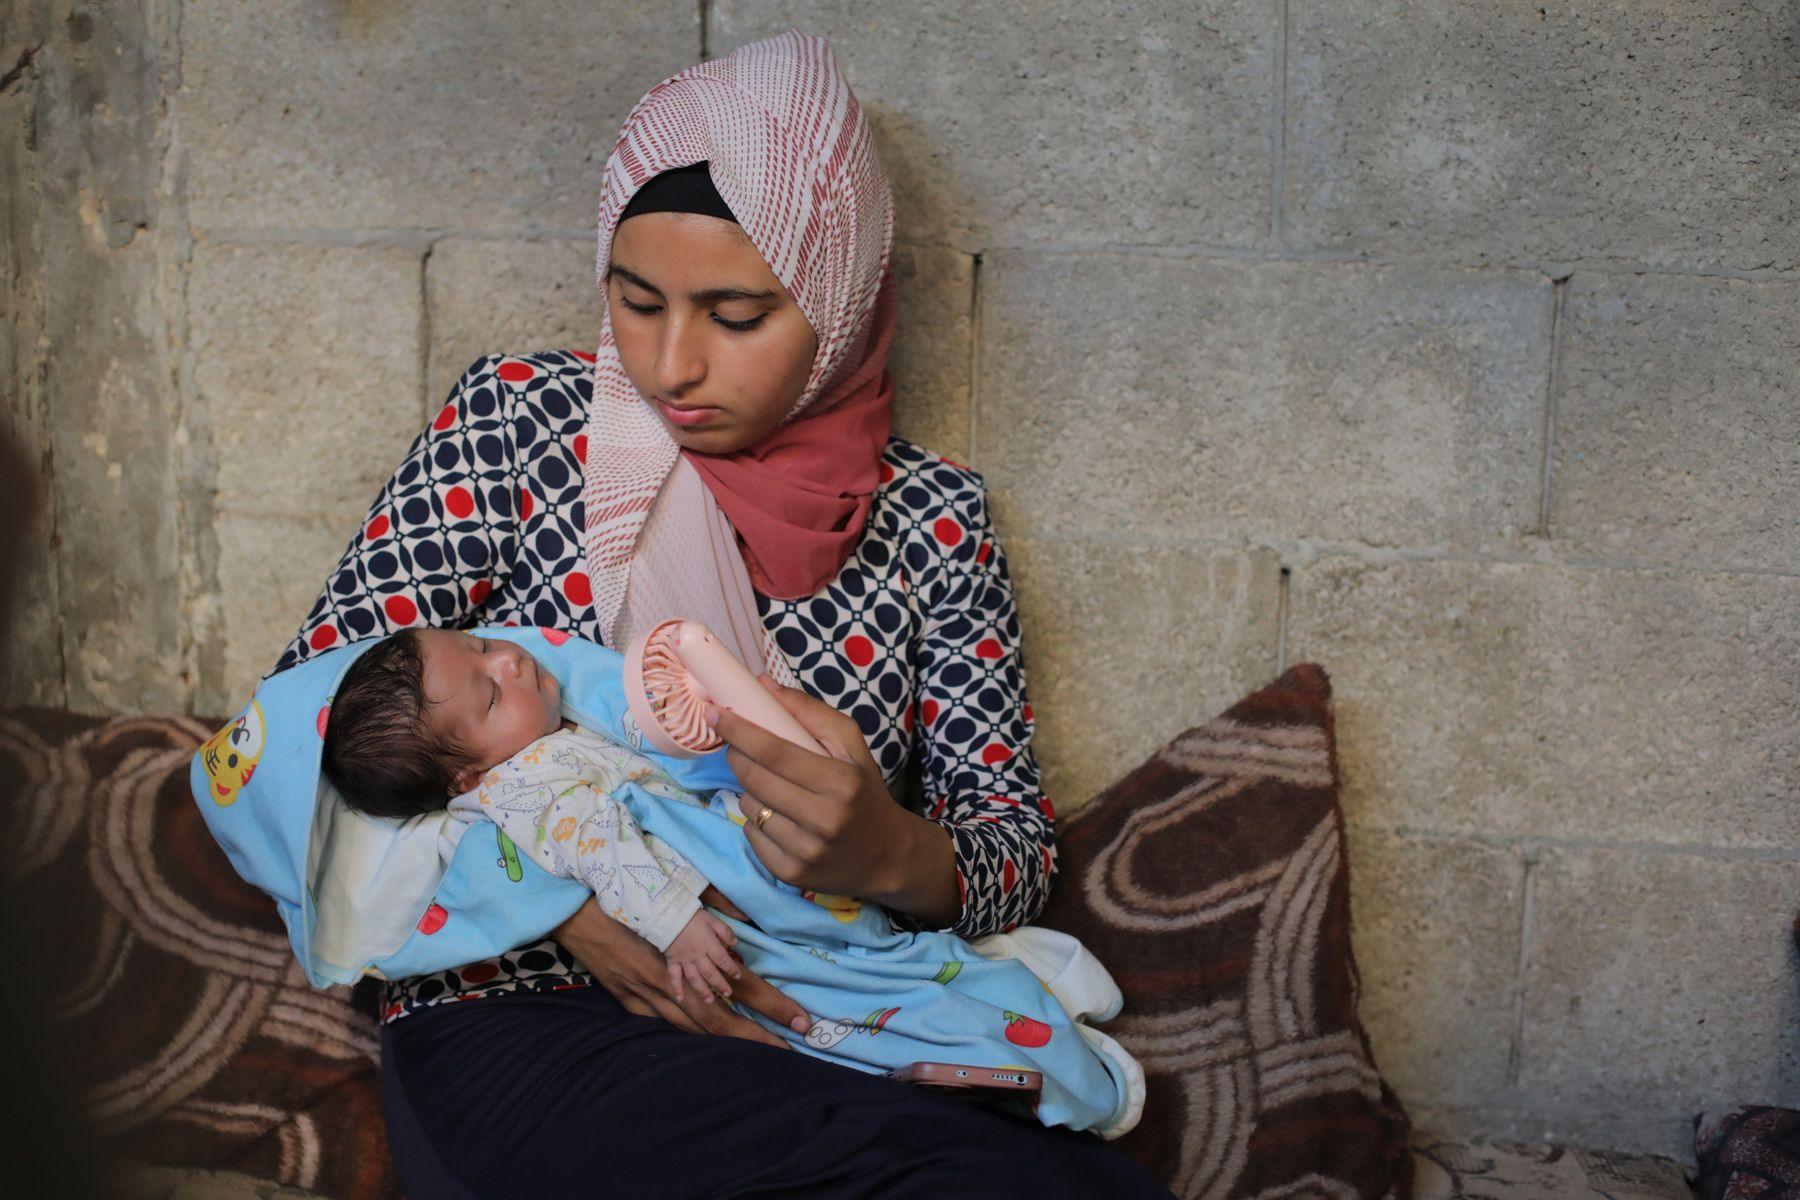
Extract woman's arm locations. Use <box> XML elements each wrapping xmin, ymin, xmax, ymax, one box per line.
<box><xmin>711</xmin><ymin>469</ymin><xmax>1054</xmax><ymax>939</ymax></box>
<box><xmin>268</xmin><ymin>356</ymin><xmax>519</xmax><ymax>675</ymax></box>
<box><xmin>865</xmin><ymin>804</ymin><xmax>962</xmax><ymax>928</ymax></box>
<box><xmin>905</xmin><ymin>475</ymin><xmax>1055</xmax><ymax>937</ymax></box>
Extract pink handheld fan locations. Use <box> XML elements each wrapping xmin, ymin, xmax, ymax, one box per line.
<box><xmin>623</xmin><ymin>619</ymin><xmax>825</xmax><ymax>758</ymax></box>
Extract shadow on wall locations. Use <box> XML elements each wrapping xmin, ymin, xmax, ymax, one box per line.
<box><xmin>0</xmin><ymin>430</ymin><xmax>107</xmax><ymax>1194</ymax></box>
<box><xmin>863</xmin><ymin>101</ymin><xmax>982</xmax><ymax>249</ymax></box>
<box><xmin>1781</xmin><ymin>920</ymin><xmax>1800</xmax><ymax>1102</ymax></box>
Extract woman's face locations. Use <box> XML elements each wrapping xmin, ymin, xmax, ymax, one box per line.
<box><xmin>605</xmin><ymin>212</ymin><xmax>819</xmax><ymax>455</ymax></box>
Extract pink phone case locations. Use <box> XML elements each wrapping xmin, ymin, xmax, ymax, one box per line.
<box><xmin>884</xmin><ymin>1062</ymin><xmax>1044</xmax><ymax>1110</ymax></box>
<box><xmin>624</xmin><ymin>619</ymin><xmax>825</xmax><ymax>757</ymax></box>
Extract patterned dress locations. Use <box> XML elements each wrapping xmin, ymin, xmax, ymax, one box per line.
<box><xmin>275</xmin><ymin>351</ymin><xmax>1056</xmax><ymax>1022</ymax></box>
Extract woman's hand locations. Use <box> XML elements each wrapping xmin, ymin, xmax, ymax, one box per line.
<box><xmin>551</xmin><ymin>897</ymin><xmax>809</xmax><ymax>1048</ymax></box>
<box><xmin>711</xmin><ymin>677</ymin><xmax>963</xmax><ymax>929</ymax></box>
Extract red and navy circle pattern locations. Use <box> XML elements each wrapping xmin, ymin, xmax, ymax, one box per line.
<box><xmin>273</xmin><ymin>352</ymin><xmax>1056</xmax><ymax>1023</ymax></box>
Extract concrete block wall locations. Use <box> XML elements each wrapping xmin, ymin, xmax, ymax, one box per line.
<box><xmin>4</xmin><ymin>0</ymin><xmax>1795</xmax><ymax>1162</ymax></box>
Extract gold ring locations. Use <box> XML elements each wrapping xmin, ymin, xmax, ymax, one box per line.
<box><xmin>754</xmin><ymin>804</ymin><xmax>774</xmax><ymax>830</ymax></box>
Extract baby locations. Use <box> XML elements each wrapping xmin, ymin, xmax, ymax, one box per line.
<box><xmin>322</xmin><ymin>627</ymin><xmax>741</xmax><ymax>1004</ymax></box>
<box><xmin>320</xmin><ymin>625</ymin><xmax>1145</xmax><ymax>1138</ymax></box>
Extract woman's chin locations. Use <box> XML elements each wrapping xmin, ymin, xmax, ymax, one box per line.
<box><xmin>666</xmin><ymin>423</ymin><xmax>752</xmax><ymax>455</ymax></box>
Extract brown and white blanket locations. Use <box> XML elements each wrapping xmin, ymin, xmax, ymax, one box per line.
<box><xmin>1</xmin><ymin>708</ymin><xmax>396</xmax><ymax>1199</ymax></box>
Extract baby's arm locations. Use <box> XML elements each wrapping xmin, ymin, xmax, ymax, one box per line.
<box><xmin>547</xmin><ymin>781</ymin><xmax>712</xmax><ymax>954</ymax></box>
<box><xmin>663</xmin><ymin>908</ymin><xmax>743</xmax><ymax>1003</ymax></box>
<box><xmin>471</xmin><ymin>754</ymin><xmax>715</xmax><ymax>955</ymax></box>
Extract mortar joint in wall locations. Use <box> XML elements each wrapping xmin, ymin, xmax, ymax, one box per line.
<box><xmin>1274</xmin><ymin>563</ymin><xmax>1291</xmax><ymax>673</ymax></box>
<box><xmin>1534</xmin><ymin>277</ymin><xmax>1570</xmax><ymax>540</ymax></box>
<box><xmin>419</xmin><ymin>238</ymin><xmax>437</xmax><ymax>422</ymax></box>
<box><xmin>967</xmin><ymin>250</ymin><xmax>984</xmax><ymax>470</ymax></box>
<box><xmin>1268</xmin><ymin>0</ymin><xmax>1289</xmax><ymax>250</ymax></box>
<box><xmin>959</xmin><ymin>240</ymin><xmax>1800</xmax><ymax>284</ymax></box>
<box><xmin>1345</xmin><ymin>821</ymin><xmax>1800</xmax><ymax>865</ymax></box>
<box><xmin>1503</xmin><ymin>851</ymin><xmax>1540</xmax><ymax>1088</ymax></box>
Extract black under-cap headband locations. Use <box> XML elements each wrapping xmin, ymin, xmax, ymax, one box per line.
<box><xmin>617</xmin><ymin>162</ymin><xmax>740</xmax><ymax>225</ymax></box>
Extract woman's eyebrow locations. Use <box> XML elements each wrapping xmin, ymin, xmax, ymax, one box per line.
<box><xmin>606</xmin><ymin>263</ymin><xmax>776</xmax><ymax>305</ymax></box>
<box><xmin>607</xmin><ymin>264</ymin><xmax>658</xmax><ymax>293</ymax></box>
<box><xmin>691</xmin><ymin>284</ymin><xmax>776</xmax><ymax>303</ymax></box>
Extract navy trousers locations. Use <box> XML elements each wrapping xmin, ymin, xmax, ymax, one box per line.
<box><xmin>380</xmin><ymin>985</ymin><xmax>1174</xmax><ymax>1198</ymax></box>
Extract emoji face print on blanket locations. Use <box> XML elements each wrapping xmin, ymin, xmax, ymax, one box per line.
<box><xmin>201</xmin><ymin>702</ymin><xmax>267</xmax><ymax>807</ymax></box>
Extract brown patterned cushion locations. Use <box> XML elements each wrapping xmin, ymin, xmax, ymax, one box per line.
<box><xmin>1040</xmin><ymin>663</ymin><xmax>1413</xmax><ymax>1199</ymax></box>
<box><xmin>1</xmin><ymin>709</ymin><xmax>397</xmax><ymax>1200</ymax></box>
<box><xmin>1696</xmin><ymin>1105</ymin><xmax>1800</xmax><ymax>1200</ymax></box>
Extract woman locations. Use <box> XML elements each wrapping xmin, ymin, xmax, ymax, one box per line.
<box><xmin>276</xmin><ymin>31</ymin><xmax>1171</xmax><ymax>1198</ymax></box>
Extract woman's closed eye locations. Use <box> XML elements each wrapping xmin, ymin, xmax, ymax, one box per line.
<box><xmin>711</xmin><ymin>311</ymin><xmax>766</xmax><ymax>332</ymax></box>
<box><xmin>619</xmin><ymin>296</ymin><xmax>766</xmax><ymax>338</ymax></box>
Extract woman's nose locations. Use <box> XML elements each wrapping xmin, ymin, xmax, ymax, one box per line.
<box><xmin>653</xmin><ymin>315</ymin><xmax>706</xmax><ymax>396</ymax></box>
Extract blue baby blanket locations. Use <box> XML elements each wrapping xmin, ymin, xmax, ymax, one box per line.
<box><xmin>621</xmin><ymin>778</ymin><xmax>1132</xmax><ymax>1134</ymax></box>
<box><xmin>190</xmin><ymin>626</ymin><xmax>1131</xmax><ymax>1134</ymax></box>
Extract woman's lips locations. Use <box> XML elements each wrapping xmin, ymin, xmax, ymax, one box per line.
<box><xmin>657</xmin><ymin>399</ymin><xmax>722</xmax><ymax>428</ymax></box>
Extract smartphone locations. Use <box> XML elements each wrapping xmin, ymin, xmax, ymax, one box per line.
<box><xmin>885</xmin><ymin>1062</ymin><xmax>1044</xmax><ymax>1113</ymax></box>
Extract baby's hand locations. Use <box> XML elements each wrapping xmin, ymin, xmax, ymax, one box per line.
<box><xmin>665</xmin><ymin>908</ymin><xmax>743</xmax><ymax>1004</ymax></box>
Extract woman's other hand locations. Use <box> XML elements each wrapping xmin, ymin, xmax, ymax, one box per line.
<box><xmin>551</xmin><ymin>898</ymin><xmax>809</xmax><ymax>1048</ymax></box>
<box><xmin>712</xmin><ymin>677</ymin><xmax>962</xmax><ymax>929</ymax></box>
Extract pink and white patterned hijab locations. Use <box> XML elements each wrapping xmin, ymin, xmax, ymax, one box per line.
<box><xmin>582</xmin><ymin>29</ymin><xmax>896</xmax><ymax>682</ymax></box>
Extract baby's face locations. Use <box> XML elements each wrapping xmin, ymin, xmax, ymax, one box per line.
<box><xmin>415</xmin><ymin>629</ymin><xmax>562</xmax><ymax>791</ymax></box>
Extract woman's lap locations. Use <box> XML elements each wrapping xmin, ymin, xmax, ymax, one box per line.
<box><xmin>381</xmin><ymin>985</ymin><xmax>1172</xmax><ymax>1199</ymax></box>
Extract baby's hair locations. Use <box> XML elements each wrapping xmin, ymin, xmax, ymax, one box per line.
<box><xmin>321</xmin><ymin>629</ymin><xmax>478</xmax><ymax>820</ymax></box>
